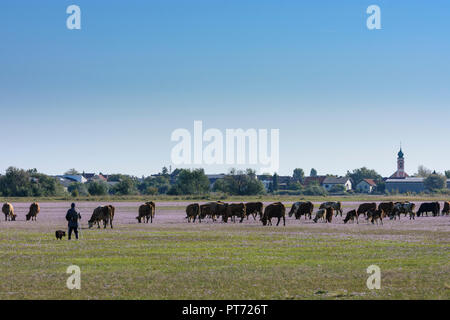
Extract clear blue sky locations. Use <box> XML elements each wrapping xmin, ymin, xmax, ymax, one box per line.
<box><xmin>1</xmin><ymin>0</ymin><xmax>449</xmax><ymax>177</ymax></box>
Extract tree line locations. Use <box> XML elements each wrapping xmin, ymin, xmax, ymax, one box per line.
<box><xmin>0</xmin><ymin>165</ymin><xmax>449</xmax><ymax>198</ymax></box>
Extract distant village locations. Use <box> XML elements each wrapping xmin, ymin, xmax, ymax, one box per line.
<box><xmin>52</xmin><ymin>148</ymin><xmax>450</xmax><ymax>194</ymax></box>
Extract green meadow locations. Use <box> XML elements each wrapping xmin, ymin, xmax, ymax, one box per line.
<box><xmin>0</xmin><ymin>221</ymin><xmax>448</xmax><ymax>300</ymax></box>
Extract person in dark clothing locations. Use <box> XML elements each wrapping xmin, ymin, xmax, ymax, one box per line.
<box><xmin>66</xmin><ymin>203</ymin><xmax>81</xmax><ymax>240</ymax></box>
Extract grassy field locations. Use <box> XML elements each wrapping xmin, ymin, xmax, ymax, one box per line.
<box><xmin>0</xmin><ymin>200</ymin><xmax>448</xmax><ymax>300</ymax></box>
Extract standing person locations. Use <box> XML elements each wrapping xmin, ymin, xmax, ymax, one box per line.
<box><xmin>66</xmin><ymin>203</ymin><xmax>81</xmax><ymax>240</ymax></box>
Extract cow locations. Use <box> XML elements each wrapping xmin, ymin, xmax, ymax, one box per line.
<box><xmin>417</xmin><ymin>202</ymin><xmax>440</xmax><ymax>217</ymax></box>
<box><xmin>392</xmin><ymin>202</ymin><xmax>416</xmax><ymax>220</ymax></box>
<box><xmin>367</xmin><ymin>209</ymin><xmax>384</xmax><ymax>225</ymax></box>
<box><xmin>88</xmin><ymin>205</ymin><xmax>115</xmax><ymax>229</ymax></box>
<box><xmin>245</xmin><ymin>202</ymin><xmax>263</xmax><ymax>220</ymax></box>
<box><xmin>261</xmin><ymin>202</ymin><xmax>285</xmax><ymax>226</ymax></box>
<box><xmin>343</xmin><ymin>209</ymin><xmax>358</xmax><ymax>224</ymax></box>
<box><xmin>313</xmin><ymin>209</ymin><xmax>326</xmax><ymax>223</ymax></box>
<box><xmin>442</xmin><ymin>202</ymin><xmax>450</xmax><ymax>216</ymax></box>
<box><xmin>357</xmin><ymin>203</ymin><xmax>376</xmax><ymax>217</ymax></box>
<box><xmin>186</xmin><ymin>203</ymin><xmax>200</xmax><ymax>223</ymax></box>
<box><xmin>2</xmin><ymin>203</ymin><xmax>16</xmax><ymax>221</ymax></box>
<box><xmin>200</xmin><ymin>202</ymin><xmax>228</xmax><ymax>222</ymax></box>
<box><xmin>378</xmin><ymin>202</ymin><xmax>394</xmax><ymax>217</ymax></box>
<box><xmin>26</xmin><ymin>202</ymin><xmax>40</xmax><ymax>221</ymax></box>
<box><xmin>288</xmin><ymin>201</ymin><xmax>314</xmax><ymax>220</ymax></box>
<box><xmin>320</xmin><ymin>201</ymin><xmax>343</xmax><ymax>217</ymax></box>
<box><xmin>226</xmin><ymin>203</ymin><xmax>246</xmax><ymax>223</ymax></box>
<box><xmin>325</xmin><ymin>207</ymin><xmax>333</xmax><ymax>223</ymax></box>
<box><xmin>136</xmin><ymin>201</ymin><xmax>155</xmax><ymax>223</ymax></box>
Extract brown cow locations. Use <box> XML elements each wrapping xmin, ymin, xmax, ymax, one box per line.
<box><xmin>343</xmin><ymin>209</ymin><xmax>358</xmax><ymax>224</ymax></box>
<box><xmin>325</xmin><ymin>207</ymin><xmax>333</xmax><ymax>223</ymax></box>
<box><xmin>357</xmin><ymin>202</ymin><xmax>376</xmax><ymax>217</ymax></box>
<box><xmin>186</xmin><ymin>203</ymin><xmax>200</xmax><ymax>223</ymax></box>
<box><xmin>226</xmin><ymin>203</ymin><xmax>246</xmax><ymax>223</ymax></box>
<box><xmin>88</xmin><ymin>205</ymin><xmax>115</xmax><ymax>229</ymax></box>
<box><xmin>367</xmin><ymin>209</ymin><xmax>384</xmax><ymax>225</ymax></box>
<box><xmin>378</xmin><ymin>202</ymin><xmax>394</xmax><ymax>217</ymax></box>
<box><xmin>26</xmin><ymin>202</ymin><xmax>40</xmax><ymax>221</ymax></box>
<box><xmin>2</xmin><ymin>203</ymin><xmax>16</xmax><ymax>221</ymax></box>
<box><xmin>442</xmin><ymin>202</ymin><xmax>450</xmax><ymax>216</ymax></box>
<box><xmin>289</xmin><ymin>201</ymin><xmax>314</xmax><ymax>219</ymax></box>
<box><xmin>261</xmin><ymin>202</ymin><xmax>285</xmax><ymax>226</ymax></box>
<box><xmin>200</xmin><ymin>202</ymin><xmax>228</xmax><ymax>222</ymax></box>
<box><xmin>245</xmin><ymin>202</ymin><xmax>263</xmax><ymax>220</ymax></box>
<box><xmin>136</xmin><ymin>201</ymin><xmax>155</xmax><ymax>223</ymax></box>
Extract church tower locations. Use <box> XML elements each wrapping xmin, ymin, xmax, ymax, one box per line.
<box><xmin>390</xmin><ymin>147</ymin><xmax>409</xmax><ymax>178</ymax></box>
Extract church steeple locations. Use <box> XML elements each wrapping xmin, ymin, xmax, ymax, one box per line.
<box><xmin>390</xmin><ymin>146</ymin><xmax>409</xmax><ymax>178</ymax></box>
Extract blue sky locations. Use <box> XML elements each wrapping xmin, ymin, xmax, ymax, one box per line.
<box><xmin>1</xmin><ymin>0</ymin><xmax>449</xmax><ymax>177</ymax></box>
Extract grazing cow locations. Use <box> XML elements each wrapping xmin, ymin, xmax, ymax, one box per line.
<box><xmin>343</xmin><ymin>209</ymin><xmax>358</xmax><ymax>224</ymax></box>
<box><xmin>226</xmin><ymin>203</ymin><xmax>246</xmax><ymax>223</ymax></box>
<box><xmin>378</xmin><ymin>202</ymin><xmax>394</xmax><ymax>217</ymax></box>
<box><xmin>55</xmin><ymin>230</ymin><xmax>66</xmax><ymax>240</ymax></box>
<box><xmin>261</xmin><ymin>202</ymin><xmax>285</xmax><ymax>226</ymax></box>
<box><xmin>392</xmin><ymin>202</ymin><xmax>416</xmax><ymax>220</ymax></box>
<box><xmin>320</xmin><ymin>201</ymin><xmax>343</xmax><ymax>217</ymax></box>
<box><xmin>245</xmin><ymin>202</ymin><xmax>263</xmax><ymax>220</ymax></box>
<box><xmin>2</xmin><ymin>203</ymin><xmax>16</xmax><ymax>221</ymax></box>
<box><xmin>367</xmin><ymin>209</ymin><xmax>384</xmax><ymax>225</ymax></box>
<box><xmin>186</xmin><ymin>203</ymin><xmax>200</xmax><ymax>223</ymax></box>
<box><xmin>136</xmin><ymin>201</ymin><xmax>155</xmax><ymax>223</ymax></box>
<box><xmin>357</xmin><ymin>203</ymin><xmax>376</xmax><ymax>217</ymax></box>
<box><xmin>417</xmin><ymin>202</ymin><xmax>440</xmax><ymax>217</ymax></box>
<box><xmin>200</xmin><ymin>202</ymin><xmax>228</xmax><ymax>222</ymax></box>
<box><xmin>313</xmin><ymin>209</ymin><xmax>326</xmax><ymax>223</ymax></box>
<box><xmin>289</xmin><ymin>201</ymin><xmax>314</xmax><ymax>220</ymax></box>
<box><xmin>88</xmin><ymin>205</ymin><xmax>115</xmax><ymax>229</ymax></box>
<box><xmin>215</xmin><ymin>201</ymin><xmax>229</xmax><ymax>221</ymax></box>
<box><xmin>325</xmin><ymin>207</ymin><xmax>333</xmax><ymax>223</ymax></box>
<box><xmin>26</xmin><ymin>202</ymin><xmax>40</xmax><ymax>221</ymax></box>
<box><xmin>442</xmin><ymin>202</ymin><xmax>450</xmax><ymax>216</ymax></box>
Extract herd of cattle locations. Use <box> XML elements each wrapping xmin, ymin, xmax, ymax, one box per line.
<box><xmin>185</xmin><ymin>200</ymin><xmax>450</xmax><ymax>226</ymax></box>
<box><xmin>1</xmin><ymin>200</ymin><xmax>449</xmax><ymax>229</ymax></box>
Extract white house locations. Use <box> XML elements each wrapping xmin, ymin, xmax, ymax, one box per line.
<box><xmin>356</xmin><ymin>179</ymin><xmax>377</xmax><ymax>193</ymax></box>
<box><xmin>322</xmin><ymin>177</ymin><xmax>352</xmax><ymax>192</ymax></box>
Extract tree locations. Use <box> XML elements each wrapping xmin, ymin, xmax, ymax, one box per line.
<box><xmin>138</xmin><ymin>175</ymin><xmax>170</xmax><ymax>194</ymax></box>
<box><xmin>423</xmin><ymin>173</ymin><xmax>446</xmax><ymax>191</ymax></box>
<box><xmin>303</xmin><ymin>184</ymin><xmax>327</xmax><ymax>196</ymax></box>
<box><xmin>329</xmin><ymin>184</ymin><xmax>346</xmax><ymax>194</ymax></box>
<box><xmin>0</xmin><ymin>167</ymin><xmax>65</xmax><ymax>197</ymax></box>
<box><xmin>445</xmin><ymin>170</ymin><xmax>450</xmax><ymax>179</ymax></box>
<box><xmin>213</xmin><ymin>169</ymin><xmax>265</xmax><ymax>195</ymax></box>
<box><xmin>293</xmin><ymin>168</ymin><xmax>305</xmax><ymax>182</ymax></box>
<box><xmin>87</xmin><ymin>181</ymin><xmax>109</xmax><ymax>196</ymax></box>
<box><xmin>346</xmin><ymin>167</ymin><xmax>382</xmax><ymax>186</ymax></box>
<box><xmin>310</xmin><ymin>168</ymin><xmax>318</xmax><ymax>177</ymax></box>
<box><xmin>416</xmin><ymin>165</ymin><xmax>432</xmax><ymax>177</ymax></box>
<box><xmin>111</xmin><ymin>176</ymin><xmax>139</xmax><ymax>195</ymax></box>
<box><xmin>168</xmin><ymin>169</ymin><xmax>210</xmax><ymax>195</ymax></box>
<box><xmin>68</xmin><ymin>182</ymin><xmax>89</xmax><ymax>197</ymax></box>
<box><xmin>64</xmin><ymin>168</ymin><xmax>80</xmax><ymax>175</ymax></box>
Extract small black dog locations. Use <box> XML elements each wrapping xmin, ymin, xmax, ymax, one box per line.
<box><xmin>55</xmin><ymin>230</ymin><xmax>66</xmax><ymax>240</ymax></box>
